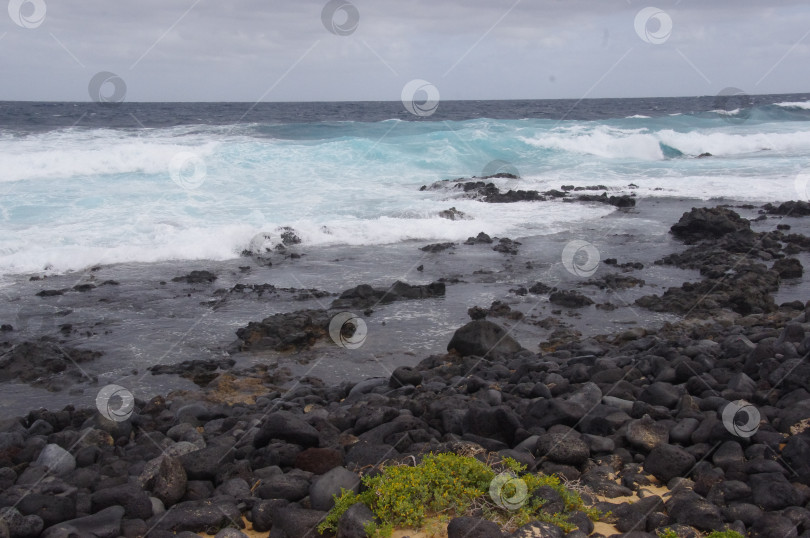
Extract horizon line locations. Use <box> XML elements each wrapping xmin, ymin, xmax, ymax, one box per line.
<box><xmin>1</xmin><ymin>90</ymin><xmax>809</xmax><ymax>105</ymax></box>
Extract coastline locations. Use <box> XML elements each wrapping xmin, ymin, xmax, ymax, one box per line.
<box><xmin>0</xmin><ymin>194</ymin><xmax>725</xmax><ymax>413</ymax></box>
<box><xmin>1</xmin><ymin>194</ymin><xmax>810</xmax><ymax>536</ymax></box>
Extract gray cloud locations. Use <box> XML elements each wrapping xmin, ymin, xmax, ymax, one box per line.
<box><xmin>2</xmin><ymin>0</ymin><xmax>809</xmax><ymax>101</ymax></box>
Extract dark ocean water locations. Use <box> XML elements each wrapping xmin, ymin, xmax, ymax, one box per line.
<box><xmin>3</xmin><ymin>93</ymin><xmax>810</xmax><ymax>131</ymax></box>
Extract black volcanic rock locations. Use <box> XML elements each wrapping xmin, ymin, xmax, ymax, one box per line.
<box><xmin>447</xmin><ymin>320</ymin><xmax>523</xmax><ymax>357</ymax></box>
<box><xmin>171</xmin><ymin>270</ymin><xmax>217</xmax><ymax>284</ymax></box>
<box><xmin>575</xmin><ymin>192</ymin><xmax>636</xmax><ymax>207</ymax></box>
<box><xmin>254</xmin><ymin>411</ymin><xmax>320</xmax><ymax>448</ymax></box>
<box><xmin>331</xmin><ymin>281</ymin><xmax>445</xmax><ymax>310</ymax></box>
<box><xmin>0</xmin><ymin>342</ymin><xmax>101</xmax><ymax>390</ymax></box>
<box><xmin>420</xmin><ymin>242</ymin><xmax>456</xmax><ymax>253</ymax></box>
<box><xmin>549</xmin><ymin>290</ymin><xmax>594</xmax><ymax>308</ymax></box>
<box><xmin>464</xmin><ymin>232</ymin><xmax>493</xmax><ymax>245</ymax></box>
<box><xmin>773</xmin><ymin>257</ymin><xmax>803</xmax><ymax>278</ymax></box>
<box><xmin>670</xmin><ymin>207</ymin><xmax>751</xmax><ymax>243</ymax></box>
<box><xmin>644</xmin><ymin>444</ymin><xmax>696</xmax><ymax>482</ymax></box>
<box><xmin>762</xmin><ymin>200</ymin><xmax>810</xmax><ymax>216</ymax></box>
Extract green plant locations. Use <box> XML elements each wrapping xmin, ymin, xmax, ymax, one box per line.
<box><xmin>657</xmin><ymin>529</ymin><xmax>679</xmax><ymax>538</ymax></box>
<box><xmin>318</xmin><ymin>488</ymin><xmax>365</xmax><ymax>534</ymax></box>
<box><xmin>706</xmin><ymin>531</ymin><xmax>745</xmax><ymax>538</ymax></box>
<box><xmin>317</xmin><ymin>452</ymin><xmax>603</xmax><ymax>537</ymax></box>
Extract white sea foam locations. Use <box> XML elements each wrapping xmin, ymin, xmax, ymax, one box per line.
<box><xmin>775</xmin><ymin>101</ymin><xmax>810</xmax><ymax>110</ymax></box>
<box><xmin>1</xmin><ymin>116</ymin><xmax>808</xmax><ymax>275</ymax></box>
<box><xmin>0</xmin><ymin>129</ymin><xmax>221</xmax><ymax>183</ymax></box>
<box><xmin>0</xmin><ymin>199</ymin><xmax>613</xmax><ymax>275</ymax></box>
<box><xmin>521</xmin><ymin>124</ymin><xmax>810</xmax><ymax>160</ymax></box>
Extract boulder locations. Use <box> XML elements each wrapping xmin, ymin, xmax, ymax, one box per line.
<box><xmin>254</xmin><ymin>411</ymin><xmax>320</xmax><ymax>448</ymax></box>
<box><xmin>309</xmin><ymin>467</ymin><xmax>360</xmax><ymax>511</ymax></box>
<box><xmin>670</xmin><ymin>207</ymin><xmax>751</xmax><ymax>243</ymax></box>
<box><xmin>40</xmin><ymin>506</ymin><xmax>123</xmax><ymax>538</ymax></box>
<box><xmin>447</xmin><ymin>320</ymin><xmax>523</xmax><ymax>357</ymax></box>
<box><xmin>644</xmin><ymin>444</ymin><xmax>696</xmax><ymax>483</ymax></box>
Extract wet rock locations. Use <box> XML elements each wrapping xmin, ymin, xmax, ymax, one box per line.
<box><xmin>0</xmin><ymin>342</ymin><xmax>101</xmax><ymax>389</ymax></box>
<box><xmin>447</xmin><ymin>320</ymin><xmax>523</xmax><ymax>357</ymax></box>
<box><xmin>36</xmin><ymin>289</ymin><xmax>64</xmax><ymax>297</ymax></box>
<box><xmin>493</xmin><ymin>237</ymin><xmax>521</xmax><ymax>254</ymax></box>
<box><xmin>235</xmin><ymin>309</ymin><xmax>330</xmax><ymax>352</ymax></box>
<box><xmin>575</xmin><ymin>192</ymin><xmax>636</xmax><ymax>208</ymax></box>
<box><xmin>528</xmin><ymin>282</ymin><xmax>553</xmax><ymax>295</ymax></box>
<box><xmin>438</xmin><ymin>207</ymin><xmax>468</xmax><ymax>220</ymax></box>
<box><xmin>172</xmin><ymin>270</ymin><xmax>217</xmax><ymax>284</ymax></box>
<box><xmin>586</xmin><ymin>273</ymin><xmax>645</xmax><ymax>290</ymax></box>
<box><xmin>762</xmin><ymin>200</ymin><xmax>810</xmax><ymax>216</ymax></box>
<box><xmin>549</xmin><ymin>290</ymin><xmax>594</xmax><ymax>308</ymax></box>
<box><xmin>671</xmin><ymin>207</ymin><xmax>751</xmax><ymax>243</ymax></box>
<box><xmin>279</xmin><ymin>226</ymin><xmax>302</xmax><ymax>245</ymax></box>
<box><xmin>464</xmin><ymin>232</ymin><xmax>493</xmax><ymax>244</ymax></box>
<box><xmin>773</xmin><ymin>257</ymin><xmax>803</xmax><ymax>278</ymax></box>
<box><xmin>72</xmin><ymin>284</ymin><xmax>95</xmax><ymax>292</ymax></box>
<box><xmin>420</xmin><ymin>242</ymin><xmax>456</xmax><ymax>253</ymax></box>
<box><xmin>149</xmin><ymin>357</ymin><xmax>235</xmax><ymax>387</ymax></box>
<box><xmin>331</xmin><ymin>281</ymin><xmax>445</xmax><ymax>310</ymax></box>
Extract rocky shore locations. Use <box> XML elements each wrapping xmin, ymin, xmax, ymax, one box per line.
<box><xmin>1</xmin><ymin>201</ymin><xmax>810</xmax><ymax>537</ymax></box>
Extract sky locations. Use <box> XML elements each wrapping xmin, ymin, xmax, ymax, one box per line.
<box><xmin>2</xmin><ymin>0</ymin><xmax>809</xmax><ymax>102</ymax></box>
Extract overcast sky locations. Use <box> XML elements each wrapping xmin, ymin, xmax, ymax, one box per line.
<box><xmin>2</xmin><ymin>0</ymin><xmax>809</xmax><ymax>102</ymax></box>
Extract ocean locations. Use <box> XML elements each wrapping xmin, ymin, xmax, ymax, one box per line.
<box><xmin>2</xmin><ymin>94</ymin><xmax>810</xmax><ymax>278</ymax></box>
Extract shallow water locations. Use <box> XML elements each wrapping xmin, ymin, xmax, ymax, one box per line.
<box><xmin>4</xmin><ymin>195</ymin><xmax>803</xmax><ymax>416</ymax></box>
